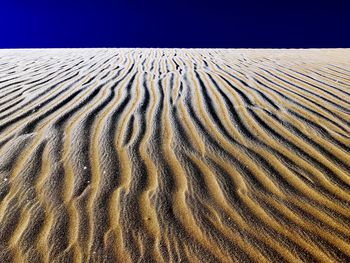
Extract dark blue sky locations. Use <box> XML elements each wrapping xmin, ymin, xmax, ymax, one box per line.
<box><xmin>1</xmin><ymin>0</ymin><xmax>349</xmax><ymax>48</ymax></box>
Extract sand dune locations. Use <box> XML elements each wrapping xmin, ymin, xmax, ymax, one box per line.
<box><xmin>0</xmin><ymin>48</ymin><xmax>349</xmax><ymax>262</ymax></box>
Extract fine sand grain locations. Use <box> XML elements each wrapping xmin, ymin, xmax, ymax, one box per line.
<box><xmin>0</xmin><ymin>48</ymin><xmax>349</xmax><ymax>262</ymax></box>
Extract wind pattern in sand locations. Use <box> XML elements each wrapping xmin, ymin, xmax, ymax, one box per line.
<box><xmin>0</xmin><ymin>49</ymin><xmax>350</xmax><ymax>263</ymax></box>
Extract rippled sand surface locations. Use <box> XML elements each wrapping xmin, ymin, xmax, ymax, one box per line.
<box><xmin>0</xmin><ymin>49</ymin><xmax>349</xmax><ymax>262</ymax></box>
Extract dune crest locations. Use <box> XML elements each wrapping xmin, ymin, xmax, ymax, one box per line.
<box><xmin>0</xmin><ymin>48</ymin><xmax>349</xmax><ymax>262</ymax></box>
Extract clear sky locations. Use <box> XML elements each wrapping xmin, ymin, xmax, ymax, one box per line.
<box><xmin>0</xmin><ymin>0</ymin><xmax>349</xmax><ymax>48</ymax></box>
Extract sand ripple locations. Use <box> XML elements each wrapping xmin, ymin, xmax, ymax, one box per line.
<box><xmin>0</xmin><ymin>48</ymin><xmax>350</xmax><ymax>262</ymax></box>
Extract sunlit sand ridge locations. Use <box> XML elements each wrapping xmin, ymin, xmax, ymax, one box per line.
<box><xmin>0</xmin><ymin>48</ymin><xmax>349</xmax><ymax>262</ymax></box>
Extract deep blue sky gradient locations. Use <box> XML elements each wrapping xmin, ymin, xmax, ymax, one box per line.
<box><xmin>1</xmin><ymin>0</ymin><xmax>349</xmax><ymax>48</ymax></box>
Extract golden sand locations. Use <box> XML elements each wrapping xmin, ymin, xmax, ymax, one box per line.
<box><xmin>0</xmin><ymin>48</ymin><xmax>349</xmax><ymax>262</ymax></box>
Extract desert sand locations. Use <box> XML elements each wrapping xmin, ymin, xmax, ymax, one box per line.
<box><xmin>0</xmin><ymin>48</ymin><xmax>349</xmax><ymax>262</ymax></box>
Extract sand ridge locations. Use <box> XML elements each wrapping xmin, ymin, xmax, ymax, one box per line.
<box><xmin>0</xmin><ymin>48</ymin><xmax>349</xmax><ymax>262</ymax></box>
